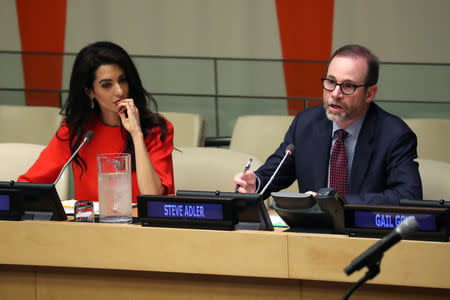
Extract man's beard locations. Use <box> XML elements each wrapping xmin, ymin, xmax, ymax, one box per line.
<box><xmin>324</xmin><ymin>98</ymin><xmax>366</xmax><ymax>124</ymax></box>
<box><xmin>324</xmin><ymin>99</ymin><xmax>349</xmax><ymax>123</ymax></box>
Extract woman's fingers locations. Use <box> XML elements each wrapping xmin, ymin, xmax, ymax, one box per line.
<box><xmin>117</xmin><ymin>99</ymin><xmax>142</xmax><ymax>135</ymax></box>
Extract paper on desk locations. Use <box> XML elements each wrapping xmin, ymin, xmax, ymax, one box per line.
<box><xmin>62</xmin><ymin>200</ymin><xmax>137</xmax><ymax>215</ymax></box>
<box><xmin>270</xmin><ymin>214</ymin><xmax>288</xmax><ymax>227</ymax></box>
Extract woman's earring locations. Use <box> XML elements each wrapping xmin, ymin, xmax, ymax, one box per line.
<box><xmin>90</xmin><ymin>97</ymin><xmax>95</xmax><ymax>109</ymax></box>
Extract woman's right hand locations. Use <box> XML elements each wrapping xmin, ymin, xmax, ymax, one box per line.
<box><xmin>117</xmin><ymin>98</ymin><xmax>142</xmax><ymax>137</ymax></box>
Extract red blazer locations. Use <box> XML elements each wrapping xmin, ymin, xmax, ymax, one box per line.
<box><xmin>19</xmin><ymin>117</ymin><xmax>175</xmax><ymax>202</ymax></box>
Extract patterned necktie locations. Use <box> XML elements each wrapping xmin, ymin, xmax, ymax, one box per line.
<box><xmin>330</xmin><ymin>129</ymin><xmax>348</xmax><ymax>195</ymax></box>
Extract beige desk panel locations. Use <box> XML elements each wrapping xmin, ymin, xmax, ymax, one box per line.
<box><xmin>0</xmin><ymin>220</ymin><xmax>288</xmax><ymax>278</ymax></box>
<box><xmin>301</xmin><ymin>280</ymin><xmax>450</xmax><ymax>300</ymax></box>
<box><xmin>287</xmin><ymin>232</ymin><xmax>450</xmax><ymax>289</ymax></box>
<box><xmin>1</xmin><ymin>220</ymin><xmax>449</xmax><ymax>299</ymax></box>
<box><xmin>0</xmin><ymin>266</ymin><xmax>35</xmax><ymax>300</ymax></box>
<box><xmin>36</xmin><ymin>268</ymin><xmax>301</xmax><ymax>300</ymax></box>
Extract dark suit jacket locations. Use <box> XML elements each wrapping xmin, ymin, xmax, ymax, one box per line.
<box><xmin>255</xmin><ymin>102</ymin><xmax>422</xmax><ymax>205</ymax></box>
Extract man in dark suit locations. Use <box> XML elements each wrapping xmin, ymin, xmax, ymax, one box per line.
<box><xmin>233</xmin><ymin>44</ymin><xmax>422</xmax><ymax>205</ymax></box>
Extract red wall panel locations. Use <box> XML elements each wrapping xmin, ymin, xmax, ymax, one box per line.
<box><xmin>275</xmin><ymin>0</ymin><xmax>334</xmax><ymax>114</ymax></box>
<box><xmin>16</xmin><ymin>0</ymin><xmax>67</xmax><ymax>107</ymax></box>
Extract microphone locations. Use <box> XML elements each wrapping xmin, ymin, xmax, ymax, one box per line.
<box><xmin>53</xmin><ymin>130</ymin><xmax>94</xmax><ymax>185</ymax></box>
<box><xmin>259</xmin><ymin>144</ymin><xmax>295</xmax><ymax>196</ymax></box>
<box><xmin>344</xmin><ymin>216</ymin><xmax>419</xmax><ymax>275</ymax></box>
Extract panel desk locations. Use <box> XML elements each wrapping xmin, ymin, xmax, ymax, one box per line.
<box><xmin>0</xmin><ymin>220</ymin><xmax>449</xmax><ymax>299</ymax></box>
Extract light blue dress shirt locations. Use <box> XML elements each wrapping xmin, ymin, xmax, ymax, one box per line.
<box><xmin>327</xmin><ymin>115</ymin><xmax>366</xmax><ymax>188</ymax></box>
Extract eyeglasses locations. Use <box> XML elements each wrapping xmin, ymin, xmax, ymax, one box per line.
<box><xmin>321</xmin><ymin>78</ymin><xmax>368</xmax><ymax>95</ymax></box>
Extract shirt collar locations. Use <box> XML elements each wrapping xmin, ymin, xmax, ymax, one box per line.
<box><xmin>332</xmin><ymin>114</ymin><xmax>366</xmax><ymax>138</ymax></box>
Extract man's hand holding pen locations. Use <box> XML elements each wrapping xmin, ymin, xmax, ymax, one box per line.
<box><xmin>233</xmin><ymin>158</ymin><xmax>257</xmax><ymax>193</ymax></box>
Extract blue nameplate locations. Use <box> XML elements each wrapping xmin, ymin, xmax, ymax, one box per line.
<box><xmin>147</xmin><ymin>201</ymin><xmax>224</xmax><ymax>220</ymax></box>
<box><xmin>137</xmin><ymin>195</ymin><xmax>237</xmax><ymax>230</ymax></box>
<box><xmin>353</xmin><ymin>210</ymin><xmax>437</xmax><ymax>232</ymax></box>
<box><xmin>344</xmin><ymin>205</ymin><xmax>450</xmax><ymax>241</ymax></box>
<box><xmin>0</xmin><ymin>194</ymin><xmax>10</xmax><ymax>211</ymax></box>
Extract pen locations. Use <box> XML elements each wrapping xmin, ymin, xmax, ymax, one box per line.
<box><xmin>235</xmin><ymin>158</ymin><xmax>253</xmax><ymax>192</ymax></box>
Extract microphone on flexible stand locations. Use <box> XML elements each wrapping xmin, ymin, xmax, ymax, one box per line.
<box><xmin>259</xmin><ymin>144</ymin><xmax>295</xmax><ymax>196</ymax></box>
<box><xmin>342</xmin><ymin>216</ymin><xmax>419</xmax><ymax>299</ymax></box>
<box><xmin>254</xmin><ymin>144</ymin><xmax>295</xmax><ymax>231</ymax></box>
<box><xmin>53</xmin><ymin>130</ymin><xmax>94</xmax><ymax>185</ymax></box>
<box><xmin>344</xmin><ymin>216</ymin><xmax>419</xmax><ymax>275</ymax></box>
<box><xmin>177</xmin><ymin>144</ymin><xmax>295</xmax><ymax>231</ymax></box>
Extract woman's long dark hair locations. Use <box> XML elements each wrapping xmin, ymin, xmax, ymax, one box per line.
<box><xmin>60</xmin><ymin>41</ymin><xmax>167</xmax><ymax>174</ymax></box>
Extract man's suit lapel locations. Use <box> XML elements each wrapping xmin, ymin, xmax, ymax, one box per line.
<box><xmin>312</xmin><ymin>112</ymin><xmax>333</xmax><ymax>188</ymax></box>
<box><xmin>349</xmin><ymin>103</ymin><xmax>377</xmax><ymax>194</ymax></box>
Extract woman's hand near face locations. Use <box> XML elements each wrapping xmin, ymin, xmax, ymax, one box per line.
<box><xmin>117</xmin><ymin>99</ymin><xmax>142</xmax><ymax>137</ymax></box>
<box><xmin>118</xmin><ymin>98</ymin><xmax>165</xmax><ymax>195</ymax></box>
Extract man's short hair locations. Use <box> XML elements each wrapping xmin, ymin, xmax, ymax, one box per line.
<box><xmin>328</xmin><ymin>44</ymin><xmax>379</xmax><ymax>86</ymax></box>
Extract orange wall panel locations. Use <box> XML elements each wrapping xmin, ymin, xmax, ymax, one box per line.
<box><xmin>275</xmin><ymin>0</ymin><xmax>334</xmax><ymax>114</ymax></box>
<box><xmin>16</xmin><ymin>0</ymin><xmax>67</xmax><ymax>107</ymax></box>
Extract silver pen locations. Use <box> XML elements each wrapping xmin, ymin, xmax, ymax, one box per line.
<box><xmin>235</xmin><ymin>158</ymin><xmax>253</xmax><ymax>192</ymax></box>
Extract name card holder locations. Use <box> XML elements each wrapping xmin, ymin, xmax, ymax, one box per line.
<box><xmin>344</xmin><ymin>204</ymin><xmax>450</xmax><ymax>242</ymax></box>
<box><xmin>0</xmin><ymin>188</ymin><xmax>24</xmax><ymax>221</ymax></box>
<box><xmin>0</xmin><ymin>181</ymin><xmax>67</xmax><ymax>221</ymax></box>
<box><xmin>137</xmin><ymin>192</ymin><xmax>274</xmax><ymax>231</ymax></box>
<box><xmin>137</xmin><ymin>195</ymin><xmax>237</xmax><ymax>230</ymax></box>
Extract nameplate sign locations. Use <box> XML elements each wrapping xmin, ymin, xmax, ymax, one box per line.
<box><xmin>147</xmin><ymin>201</ymin><xmax>224</xmax><ymax>220</ymax></box>
<box><xmin>344</xmin><ymin>205</ymin><xmax>450</xmax><ymax>241</ymax></box>
<box><xmin>137</xmin><ymin>195</ymin><xmax>237</xmax><ymax>230</ymax></box>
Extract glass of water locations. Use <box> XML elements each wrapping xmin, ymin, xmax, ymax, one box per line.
<box><xmin>97</xmin><ymin>153</ymin><xmax>132</xmax><ymax>224</ymax></box>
